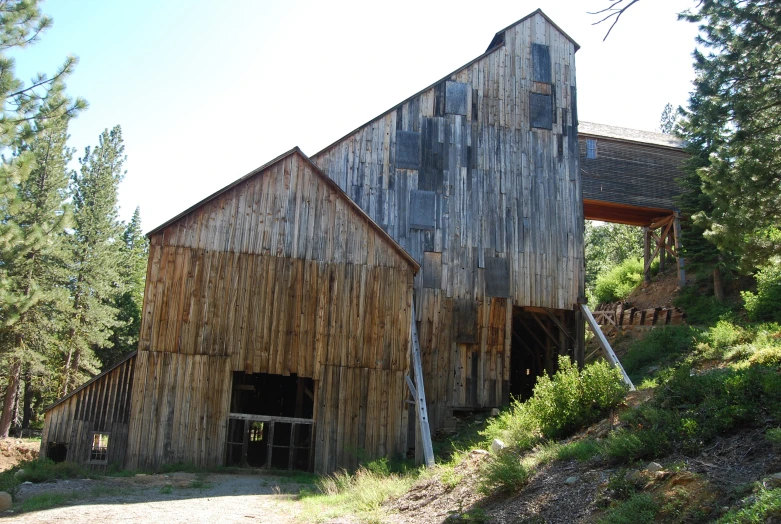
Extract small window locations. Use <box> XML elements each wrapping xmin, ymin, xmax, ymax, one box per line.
<box><xmin>90</xmin><ymin>432</ymin><xmax>109</xmax><ymax>463</ymax></box>
<box><xmin>586</xmin><ymin>139</ymin><xmax>597</xmax><ymax>159</ymax></box>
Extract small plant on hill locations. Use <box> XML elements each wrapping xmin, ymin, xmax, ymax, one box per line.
<box><xmin>593</xmin><ymin>258</ymin><xmax>646</xmax><ymax>304</ymax></box>
<box><xmin>742</xmin><ymin>264</ymin><xmax>781</xmax><ymax>322</ymax></box>
<box><xmin>479</xmin><ymin>358</ymin><xmax>627</xmax><ymax>492</ymax></box>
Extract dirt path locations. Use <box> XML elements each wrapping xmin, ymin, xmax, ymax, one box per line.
<box><xmin>2</xmin><ymin>473</ymin><xmax>307</xmax><ymax>523</ymax></box>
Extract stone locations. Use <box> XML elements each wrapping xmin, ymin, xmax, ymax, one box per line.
<box><xmin>0</xmin><ymin>492</ymin><xmax>11</xmax><ymax>512</ymax></box>
<box><xmin>564</xmin><ymin>476</ymin><xmax>578</xmax><ymax>485</ymax></box>
<box><xmin>765</xmin><ymin>472</ymin><xmax>781</xmax><ymax>487</ymax></box>
<box><xmin>491</xmin><ymin>408</ymin><xmax>500</xmax><ymax>417</ymax></box>
<box><xmin>13</xmin><ymin>469</ymin><xmax>24</xmax><ymax>478</ymax></box>
<box><xmin>22</xmin><ymin>482</ymin><xmax>31</xmax><ymax>485</ymax></box>
<box><xmin>491</xmin><ymin>439</ymin><xmax>506</xmax><ymax>453</ymax></box>
<box><xmin>471</xmin><ymin>449</ymin><xmax>489</xmax><ymax>455</ymax></box>
<box><xmin>646</xmin><ymin>462</ymin><xmax>664</xmax><ymax>473</ymax></box>
<box><xmin>625</xmin><ymin>470</ymin><xmax>643</xmax><ymax>483</ymax></box>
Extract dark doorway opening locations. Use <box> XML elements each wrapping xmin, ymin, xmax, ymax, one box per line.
<box><xmin>225</xmin><ymin>372</ymin><xmax>314</xmax><ymax>471</ymax></box>
<box><xmin>48</xmin><ymin>442</ymin><xmax>67</xmax><ymax>463</ymax></box>
<box><xmin>509</xmin><ymin>307</ymin><xmax>574</xmax><ymax>401</ymax></box>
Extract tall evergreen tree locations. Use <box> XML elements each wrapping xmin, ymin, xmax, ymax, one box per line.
<box><xmin>62</xmin><ymin>126</ymin><xmax>125</xmax><ymax>394</ymax></box>
<box><xmin>104</xmin><ymin>207</ymin><xmax>147</xmax><ymax>368</ymax></box>
<box><xmin>679</xmin><ymin>0</ymin><xmax>781</xmax><ymax>268</ymax></box>
<box><xmin>0</xmin><ymin>0</ymin><xmax>85</xmax><ymax>438</ymax></box>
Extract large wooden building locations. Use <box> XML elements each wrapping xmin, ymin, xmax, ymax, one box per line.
<box><xmin>40</xmin><ymin>10</ymin><xmax>687</xmax><ymax>473</ymax></box>
<box><xmin>43</xmin><ymin>149</ymin><xmax>418</xmax><ymax>473</ymax></box>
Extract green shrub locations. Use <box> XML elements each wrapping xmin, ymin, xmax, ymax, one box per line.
<box><xmin>621</xmin><ymin>326</ymin><xmax>698</xmax><ymax>377</ymax></box>
<box><xmin>743</xmin><ymin>264</ymin><xmax>781</xmax><ymax>322</ymax></box>
<box><xmin>556</xmin><ymin>439</ymin><xmax>603</xmax><ymax>461</ymax></box>
<box><xmin>717</xmin><ymin>487</ymin><xmax>781</xmax><ymax>523</ymax></box>
<box><xmin>598</xmin><ymin>493</ymin><xmax>659</xmax><ymax>524</ymax></box>
<box><xmin>594</xmin><ymin>258</ymin><xmax>645</xmax><ymax>304</ymax></box>
<box><xmin>478</xmin><ymin>451</ymin><xmax>531</xmax><ymax>494</ymax></box>
<box><xmin>528</xmin><ymin>358</ymin><xmax>628</xmax><ymax>439</ymax></box>
<box><xmin>483</xmin><ymin>358</ymin><xmax>627</xmax><ymax>452</ymax></box>
<box><xmin>674</xmin><ymin>285</ymin><xmax>736</xmax><ymax>325</ymax></box>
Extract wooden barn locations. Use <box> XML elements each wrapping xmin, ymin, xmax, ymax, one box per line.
<box><xmin>310</xmin><ymin>9</ymin><xmax>585</xmax><ymax>428</ymax></box>
<box><xmin>41</xmin><ymin>9</ymin><xmax>688</xmax><ymax>473</ymax></box>
<box><xmin>42</xmin><ymin>149</ymin><xmax>418</xmax><ymax>473</ymax></box>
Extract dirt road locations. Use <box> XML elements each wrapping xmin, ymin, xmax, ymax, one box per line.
<box><xmin>2</xmin><ymin>472</ymin><xmax>307</xmax><ymax>523</ymax></box>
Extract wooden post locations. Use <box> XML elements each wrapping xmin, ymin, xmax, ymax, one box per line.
<box><xmin>644</xmin><ymin>228</ymin><xmax>650</xmax><ymax>282</ymax></box>
<box><xmin>673</xmin><ymin>212</ymin><xmax>686</xmax><ymax>287</ymax></box>
<box><xmin>409</xmin><ymin>303</ymin><xmax>434</xmax><ymax>468</ymax></box>
<box><xmin>580</xmin><ymin>304</ymin><xmax>635</xmax><ymax>390</ymax></box>
<box><xmin>658</xmin><ymin>224</ymin><xmax>666</xmax><ymax>273</ymax></box>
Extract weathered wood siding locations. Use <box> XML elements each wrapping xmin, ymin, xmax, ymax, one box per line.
<box><xmin>311</xmin><ymin>12</ymin><xmax>582</xmax><ymax>425</ymax></box>
<box><xmin>580</xmin><ymin>136</ymin><xmax>688</xmax><ymax>212</ymax></box>
<box><xmin>126</xmin><ymin>151</ymin><xmax>416</xmax><ymax>473</ymax></box>
<box><xmin>41</xmin><ymin>354</ymin><xmax>135</xmax><ymax>469</ymax></box>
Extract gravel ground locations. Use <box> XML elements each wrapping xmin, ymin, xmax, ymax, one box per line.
<box><xmin>2</xmin><ymin>472</ymin><xmax>306</xmax><ymax>523</ymax></box>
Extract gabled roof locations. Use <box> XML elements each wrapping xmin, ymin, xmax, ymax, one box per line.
<box><xmin>44</xmin><ymin>351</ymin><xmax>137</xmax><ymax>413</ymax></box>
<box><xmin>486</xmin><ymin>9</ymin><xmax>580</xmax><ymax>52</ymax></box>
<box><xmin>579</xmin><ymin>121</ymin><xmax>686</xmax><ymax>150</ymax></box>
<box><xmin>315</xmin><ymin>9</ymin><xmax>579</xmax><ymax>159</ymax></box>
<box><xmin>147</xmin><ymin>147</ymin><xmax>419</xmax><ymax>272</ymax></box>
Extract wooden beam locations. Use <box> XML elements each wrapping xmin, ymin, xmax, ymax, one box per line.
<box><xmin>228</xmin><ymin>413</ymin><xmax>314</xmax><ymax>425</ymax></box>
<box><xmin>580</xmin><ymin>304</ymin><xmax>635</xmax><ymax>390</ymax></box>
<box><xmin>545</xmin><ymin>309</ymin><xmax>575</xmax><ymax>342</ymax></box>
<box><xmin>410</xmin><ymin>303</ymin><xmax>434</xmax><ymax>468</ymax></box>
<box><xmin>530</xmin><ymin>312</ymin><xmax>562</xmax><ymax>349</ymax></box>
<box><xmin>673</xmin><ymin>212</ymin><xmax>686</xmax><ymax>286</ymax></box>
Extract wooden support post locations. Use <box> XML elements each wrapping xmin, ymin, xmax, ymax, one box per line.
<box><xmin>409</xmin><ymin>303</ymin><xmax>434</xmax><ymax>468</ymax></box>
<box><xmin>574</xmin><ymin>306</ymin><xmax>585</xmax><ymax>368</ymax></box>
<box><xmin>673</xmin><ymin>212</ymin><xmax>686</xmax><ymax>287</ymax></box>
<box><xmin>241</xmin><ymin>420</ymin><xmax>249</xmax><ymax>466</ymax></box>
<box><xmin>580</xmin><ymin>304</ymin><xmax>635</xmax><ymax>390</ymax></box>
<box><xmin>266</xmin><ymin>422</ymin><xmax>275</xmax><ymax>469</ymax></box>
<box><xmin>659</xmin><ymin>229</ymin><xmax>666</xmax><ymax>272</ymax></box>
<box><xmin>643</xmin><ymin>227</ymin><xmax>649</xmax><ymax>280</ymax></box>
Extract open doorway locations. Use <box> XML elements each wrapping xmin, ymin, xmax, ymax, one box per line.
<box><xmin>225</xmin><ymin>372</ymin><xmax>314</xmax><ymax>471</ymax></box>
<box><xmin>48</xmin><ymin>442</ymin><xmax>67</xmax><ymax>463</ymax></box>
<box><xmin>509</xmin><ymin>307</ymin><xmax>574</xmax><ymax>401</ymax></box>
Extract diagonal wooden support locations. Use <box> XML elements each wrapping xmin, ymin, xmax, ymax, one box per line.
<box><xmin>407</xmin><ymin>303</ymin><xmax>434</xmax><ymax>467</ymax></box>
<box><xmin>580</xmin><ymin>304</ymin><xmax>635</xmax><ymax>391</ymax></box>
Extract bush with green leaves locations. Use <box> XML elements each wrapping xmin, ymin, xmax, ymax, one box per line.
<box><xmin>483</xmin><ymin>357</ymin><xmax>628</xmax><ymax>448</ymax></box>
<box><xmin>742</xmin><ymin>264</ymin><xmax>781</xmax><ymax>322</ymax></box>
<box><xmin>605</xmin><ymin>363</ymin><xmax>781</xmax><ymax>462</ymax></box>
<box><xmin>593</xmin><ymin>258</ymin><xmax>645</xmax><ymax>304</ymax></box>
<box><xmin>621</xmin><ymin>326</ymin><xmax>698</xmax><ymax>378</ymax></box>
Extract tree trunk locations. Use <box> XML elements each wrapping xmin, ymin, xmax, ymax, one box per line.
<box><xmin>22</xmin><ymin>367</ymin><xmax>33</xmax><ymax>429</ymax></box>
<box><xmin>0</xmin><ymin>359</ymin><xmax>22</xmax><ymax>438</ymax></box>
<box><xmin>713</xmin><ymin>266</ymin><xmax>725</xmax><ymax>302</ymax></box>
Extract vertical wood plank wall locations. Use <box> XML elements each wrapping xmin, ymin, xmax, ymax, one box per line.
<box><xmin>311</xmin><ymin>13</ymin><xmax>583</xmax><ymax>427</ymax></box>
<box><xmin>125</xmin><ymin>152</ymin><xmax>416</xmax><ymax>473</ymax></box>
<box><xmin>41</xmin><ymin>354</ymin><xmax>136</xmax><ymax>469</ymax></box>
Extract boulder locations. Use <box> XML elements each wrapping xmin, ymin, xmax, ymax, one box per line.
<box><xmin>0</xmin><ymin>492</ymin><xmax>12</xmax><ymax>512</ymax></box>
<box><xmin>491</xmin><ymin>439</ymin><xmax>506</xmax><ymax>453</ymax></box>
<box><xmin>13</xmin><ymin>469</ymin><xmax>24</xmax><ymax>478</ymax></box>
<box><xmin>625</xmin><ymin>470</ymin><xmax>643</xmax><ymax>483</ymax></box>
<box><xmin>646</xmin><ymin>462</ymin><xmax>664</xmax><ymax>473</ymax></box>
<box><xmin>564</xmin><ymin>476</ymin><xmax>578</xmax><ymax>485</ymax></box>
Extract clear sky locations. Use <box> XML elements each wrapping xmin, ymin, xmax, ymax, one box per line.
<box><xmin>13</xmin><ymin>0</ymin><xmax>700</xmax><ymax>232</ymax></box>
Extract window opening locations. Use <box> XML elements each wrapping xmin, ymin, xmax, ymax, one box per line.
<box><xmin>48</xmin><ymin>442</ymin><xmax>67</xmax><ymax>463</ymax></box>
<box><xmin>90</xmin><ymin>433</ymin><xmax>109</xmax><ymax>463</ymax></box>
<box><xmin>586</xmin><ymin>139</ymin><xmax>597</xmax><ymax>159</ymax></box>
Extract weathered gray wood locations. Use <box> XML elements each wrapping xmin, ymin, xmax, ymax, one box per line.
<box><xmin>532</xmin><ymin>43</ymin><xmax>551</xmax><ymax>83</ymax></box>
<box><xmin>228</xmin><ymin>413</ymin><xmax>314</xmax><ymax>425</ymax></box>
<box><xmin>530</xmin><ymin>93</ymin><xmax>553</xmax><ymax>129</ymax></box>
<box><xmin>396</xmin><ymin>131</ymin><xmax>421</xmax><ymax>170</ymax></box>
<box><xmin>445</xmin><ymin>81</ymin><xmax>468</xmax><ymax>116</ymax></box>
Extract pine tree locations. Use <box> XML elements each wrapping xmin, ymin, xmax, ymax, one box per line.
<box><xmin>104</xmin><ymin>207</ymin><xmax>147</xmax><ymax>368</ymax></box>
<box><xmin>679</xmin><ymin>0</ymin><xmax>781</xmax><ymax>268</ymax></box>
<box><xmin>62</xmin><ymin>126</ymin><xmax>126</xmax><ymax>394</ymax></box>
<box><xmin>0</xmin><ymin>0</ymin><xmax>86</xmax><ymax>438</ymax></box>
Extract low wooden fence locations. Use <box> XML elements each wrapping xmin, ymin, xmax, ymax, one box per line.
<box><xmin>593</xmin><ymin>303</ymin><xmax>685</xmax><ymax>330</ymax></box>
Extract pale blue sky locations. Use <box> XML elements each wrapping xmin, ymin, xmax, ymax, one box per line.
<box><xmin>13</xmin><ymin>0</ymin><xmax>699</xmax><ymax>231</ymax></box>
